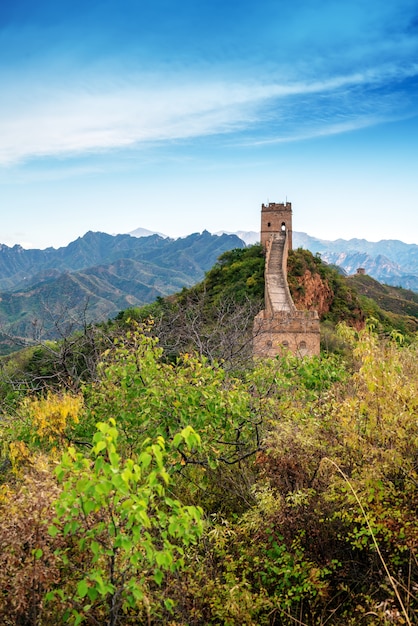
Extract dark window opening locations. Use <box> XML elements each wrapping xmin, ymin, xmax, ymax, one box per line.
<box><xmin>298</xmin><ymin>341</ymin><xmax>308</xmax><ymax>356</ymax></box>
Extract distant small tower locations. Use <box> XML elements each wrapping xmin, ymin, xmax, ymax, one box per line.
<box><xmin>261</xmin><ymin>202</ymin><xmax>293</xmax><ymax>250</ymax></box>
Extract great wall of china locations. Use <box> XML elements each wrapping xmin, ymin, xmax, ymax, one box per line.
<box><xmin>253</xmin><ymin>202</ymin><xmax>320</xmax><ymax>358</ymax></box>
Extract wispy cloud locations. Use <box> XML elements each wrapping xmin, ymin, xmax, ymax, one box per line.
<box><xmin>1</xmin><ymin>62</ymin><xmax>417</xmax><ymax>166</ymax></box>
<box><xmin>247</xmin><ymin>116</ymin><xmax>403</xmax><ymax>146</ymax></box>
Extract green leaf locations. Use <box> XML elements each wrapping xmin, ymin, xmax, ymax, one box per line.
<box><xmin>109</xmin><ymin>451</ymin><xmax>120</xmax><ymax>467</ymax></box>
<box><xmin>77</xmin><ymin>579</ymin><xmax>89</xmax><ymax>598</ymax></box>
<box><xmin>93</xmin><ymin>439</ymin><xmax>106</xmax><ymax>454</ymax></box>
<box><xmin>73</xmin><ymin>612</ymin><xmax>83</xmax><ymax>626</ymax></box>
<box><xmin>48</xmin><ymin>525</ymin><xmax>59</xmax><ymax>538</ymax></box>
<box><xmin>33</xmin><ymin>548</ymin><xmax>43</xmax><ymax>559</ymax></box>
<box><xmin>87</xmin><ymin>586</ymin><xmax>99</xmax><ymax>602</ymax></box>
<box><xmin>139</xmin><ymin>451</ymin><xmax>152</xmax><ymax>469</ymax></box>
<box><xmin>156</xmin><ymin>551</ymin><xmax>172</xmax><ymax>568</ymax></box>
<box><xmin>121</xmin><ymin>467</ymin><xmax>133</xmax><ymax>483</ymax></box>
<box><xmin>154</xmin><ymin>569</ymin><xmax>164</xmax><ymax>585</ymax></box>
<box><xmin>83</xmin><ymin>499</ymin><xmax>97</xmax><ymax>515</ymax></box>
<box><xmin>172</xmin><ymin>432</ymin><xmax>183</xmax><ymax>448</ymax></box>
<box><xmin>95</xmin><ymin>476</ymin><xmax>111</xmax><ymax>493</ymax></box>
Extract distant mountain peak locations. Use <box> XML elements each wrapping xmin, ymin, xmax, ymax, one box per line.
<box><xmin>214</xmin><ymin>230</ymin><xmax>259</xmax><ymax>245</ymax></box>
<box><xmin>128</xmin><ymin>227</ymin><xmax>168</xmax><ymax>239</ymax></box>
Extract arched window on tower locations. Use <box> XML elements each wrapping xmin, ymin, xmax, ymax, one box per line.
<box><xmin>281</xmin><ymin>222</ymin><xmax>286</xmax><ymax>231</ymax></box>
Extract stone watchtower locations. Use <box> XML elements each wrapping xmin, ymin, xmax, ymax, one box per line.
<box><xmin>260</xmin><ymin>202</ymin><xmax>293</xmax><ymax>250</ymax></box>
<box><xmin>253</xmin><ymin>201</ymin><xmax>320</xmax><ymax>358</ymax></box>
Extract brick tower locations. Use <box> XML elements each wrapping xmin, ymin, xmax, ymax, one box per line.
<box><xmin>260</xmin><ymin>202</ymin><xmax>293</xmax><ymax>250</ymax></box>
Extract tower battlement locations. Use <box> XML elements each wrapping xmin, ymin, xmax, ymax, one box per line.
<box><xmin>261</xmin><ymin>202</ymin><xmax>292</xmax><ymax>210</ymax></box>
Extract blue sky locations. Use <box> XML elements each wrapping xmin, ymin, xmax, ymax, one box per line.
<box><xmin>1</xmin><ymin>0</ymin><xmax>418</xmax><ymax>249</ymax></box>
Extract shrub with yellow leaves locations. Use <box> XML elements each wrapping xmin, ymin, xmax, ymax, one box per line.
<box><xmin>23</xmin><ymin>391</ymin><xmax>84</xmax><ymax>445</ymax></box>
<box><xmin>0</xmin><ymin>455</ymin><xmax>62</xmax><ymax>626</ymax></box>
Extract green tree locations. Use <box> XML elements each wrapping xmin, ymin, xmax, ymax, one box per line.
<box><xmin>81</xmin><ymin>329</ymin><xmax>261</xmax><ymax>473</ymax></box>
<box><xmin>48</xmin><ymin>419</ymin><xmax>203</xmax><ymax>624</ymax></box>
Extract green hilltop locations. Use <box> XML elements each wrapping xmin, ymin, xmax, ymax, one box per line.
<box><xmin>3</xmin><ymin>243</ymin><xmax>417</xmax><ymax>396</ymax></box>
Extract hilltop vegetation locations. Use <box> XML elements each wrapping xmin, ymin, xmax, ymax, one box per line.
<box><xmin>0</xmin><ymin>245</ymin><xmax>417</xmax><ymax>625</ymax></box>
<box><xmin>116</xmin><ymin>245</ymin><xmax>415</xmax><ymax>370</ymax></box>
<box><xmin>1</xmin><ymin>244</ymin><xmax>417</xmax><ymax>398</ymax></box>
<box><xmin>347</xmin><ymin>273</ymin><xmax>418</xmax><ymax>335</ymax></box>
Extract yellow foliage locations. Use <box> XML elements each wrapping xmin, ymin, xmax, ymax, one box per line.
<box><xmin>8</xmin><ymin>440</ymin><xmax>33</xmax><ymax>474</ymax></box>
<box><xmin>0</xmin><ymin>456</ymin><xmax>61</xmax><ymax>624</ymax></box>
<box><xmin>23</xmin><ymin>392</ymin><xmax>84</xmax><ymax>443</ymax></box>
<box><xmin>0</xmin><ymin>484</ymin><xmax>13</xmax><ymax>505</ymax></box>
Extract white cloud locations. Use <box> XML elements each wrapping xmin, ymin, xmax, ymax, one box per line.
<box><xmin>0</xmin><ymin>62</ymin><xmax>417</xmax><ymax>165</ymax></box>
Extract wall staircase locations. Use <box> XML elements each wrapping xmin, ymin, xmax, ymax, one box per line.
<box><xmin>265</xmin><ymin>232</ymin><xmax>296</xmax><ymax>315</ymax></box>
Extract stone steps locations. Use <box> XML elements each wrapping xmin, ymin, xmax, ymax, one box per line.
<box><xmin>266</xmin><ymin>233</ymin><xmax>295</xmax><ymax>313</ymax></box>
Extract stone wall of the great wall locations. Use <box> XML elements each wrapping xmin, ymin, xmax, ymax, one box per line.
<box><xmin>253</xmin><ymin>309</ymin><xmax>320</xmax><ymax>357</ymax></box>
<box><xmin>253</xmin><ymin>200</ymin><xmax>320</xmax><ymax>358</ymax></box>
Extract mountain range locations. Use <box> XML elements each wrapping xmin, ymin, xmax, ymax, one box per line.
<box><xmin>292</xmin><ymin>232</ymin><xmax>418</xmax><ymax>292</ymax></box>
<box><xmin>0</xmin><ymin>230</ymin><xmax>244</xmax><ymax>347</ymax></box>
<box><xmin>0</xmin><ymin>227</ymin><xmax>417</xmax><ymax>351</ymax></box>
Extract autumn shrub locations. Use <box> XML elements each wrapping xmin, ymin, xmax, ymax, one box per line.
<box><xmin>155</xmin><ymin>485</ymin><xmax>337</xmax><ymax>626</ymax></box>
<box><xmin>1</xmin><ymin>323</ymin><xmax>417</xmax><ymax>625</ymax></box>
<box><xmin>0</xmin><ymin>456</ymin><xmax>62</xmax><ymax>626</ymax></box>
<box><xmin>249</xmin><ymin>324</ymin><xmax>418</xmax><ymax>623</ymax></box>
<box><xmin>1</xmin><ymin>390</ymin><xmax>84</xmax><ymax>462</ymax></box>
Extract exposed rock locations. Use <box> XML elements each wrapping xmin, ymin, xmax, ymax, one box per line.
<box><xmin>292</xmin><ymin>270</ymin><xmax>334</xmax><ymax>316</ymax></box>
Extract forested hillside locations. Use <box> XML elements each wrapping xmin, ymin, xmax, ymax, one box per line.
<box><xmin>117</xmin><ymin>245</ymin><xmax>417</xmax><ymax>369</ymax></box>
<box><xmin>0</xmin><ymin>245</ymin><xmax>417</xmax><ymax>625</ymax></box>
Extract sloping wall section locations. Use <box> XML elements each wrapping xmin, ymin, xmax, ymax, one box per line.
<box><xmin>253</xmin><ymin>203</ymin><xmax>320</xmax><ymax>358</ymax></box>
